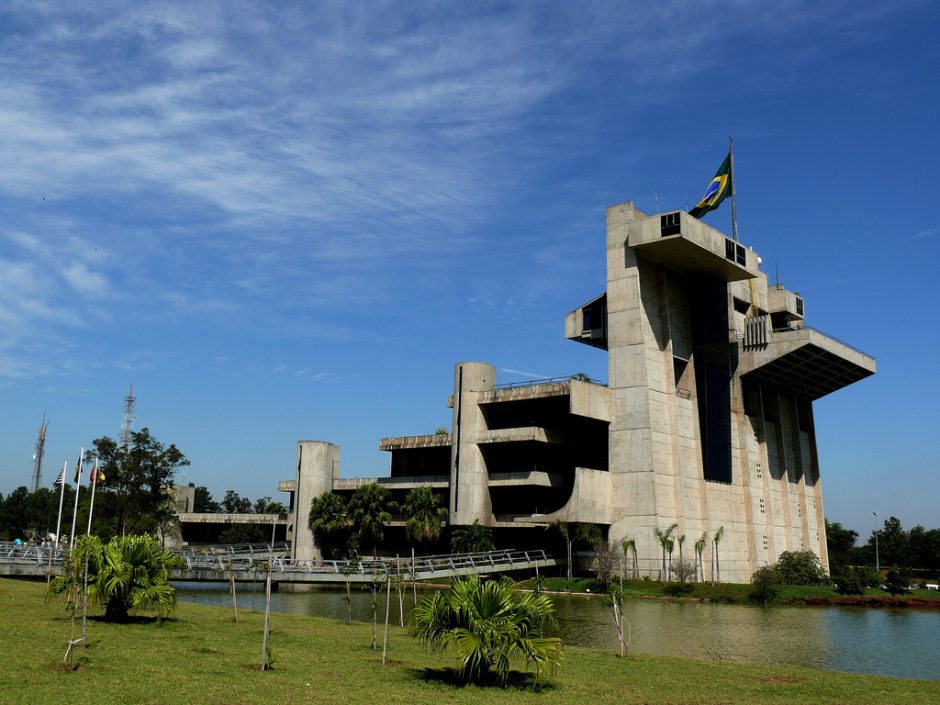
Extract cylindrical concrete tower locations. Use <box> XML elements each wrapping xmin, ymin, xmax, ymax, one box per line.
<box><xmin>292</xmin><ymin>440</ymin><xmax>339</xmax><ymax>561</ymax></box>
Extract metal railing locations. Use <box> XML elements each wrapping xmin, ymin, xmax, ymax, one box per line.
<box><xmin>494</xmin><ymin>376</ymin><xmax>607</xmax><ymax>390</ymax></box>
<box><xmin>176</xmin><ymin>548</ymin><xmax>552</xmax><ymax>576</ymax></box>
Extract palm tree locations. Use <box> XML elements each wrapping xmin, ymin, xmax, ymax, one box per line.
<box><xmin>694</xmin><ymin>531</ymin><xmax>708</xmax><ymax>583</ymax></box>
<box><xmin>450</xmin><ymin>519</ymin><xmax>495</xmax><ymax>554</ymax></box>
<box><xmin>654</xmin><ymin>523</ymin><xmax>677</xmax><ymax>582</ymax></box>
<box><xmin>401</xmin><ymin>486</ymin><xmax>448</xmax><ymax>545</ymax></box>
<box><xmin>552</xmin><ymin>521</ymin><xmax>575</xmax><ymax>584</ymax></box>
<box><xmin>664</xmin><ymin>537</ymin><xmax>675</xmax><ymax>581</ymax></box>
<box><xmin>50</xmin><ymin>534</ymin><xmax>183</xmax><ymax>622</ymax></box>
<box><xmin>347</xmin><ymin>483</ymin><xmax>395</xmax><ymax>557</ymax></box>
<box><xmin>308</xmin><ymin>492</ymin><xmax>349</xmax><ymax>558</ymax></box>
<box><xmin>712</xmin><ymin>526</ymin><xmax>725</xmax><ymax>584</ymax></box>
<box><xmin>621</xmin><ymin>537</ymin><xmax>639</xmax><ymax>580</ymax></box>
<box><xmin>411</xmin><ymin>575</ymin><xmax>563</xmax><ymax>685</ymax></box>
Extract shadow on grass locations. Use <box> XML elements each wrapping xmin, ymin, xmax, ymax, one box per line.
<box><xmin>85</xmin><ymin>614</ymin><xmax>179</xmax><ymax>625</ymax></box>
<box><xmin>410</xmin><ymin>667</ymin><xmax>557</xmax><ymax>692</ymax></box>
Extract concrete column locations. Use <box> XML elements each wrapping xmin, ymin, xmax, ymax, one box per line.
<box><xmin>449</xmin><ymin>362</ymin><xmax>495</xmax><ymax>526</ymax></box>
<box><xmin>292</xmin><ymin>440</ymin><xmax>339</xmax><ymax>561</ymax></box>
<box><xmin>604</xmin><ymin>202</ymin><xmax>660</xmax><ymax>572</ymax></box>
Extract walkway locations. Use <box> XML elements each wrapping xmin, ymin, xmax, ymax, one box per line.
<box><xmin>0</xmin><ymin>542</ymin><xmax>560</xmax><ymax>584</ymax></box>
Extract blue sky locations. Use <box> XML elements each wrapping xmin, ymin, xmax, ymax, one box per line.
<box><xmin>1</xmin><ymin>1</ymin><xmax>937</xmax><ymax>539</ymax></box>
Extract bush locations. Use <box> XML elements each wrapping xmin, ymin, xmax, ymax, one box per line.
<box><xmin>411</xmin><ymin>576</ymin><xmax>563</xmax><ymax>686</ymax></box>
<box><xmin>749</xmin><ymin>565</ymin><xmax>781</xmax><ymax>605</ymax></box>
<box><xmin>833</xmin><ymin>567</ymin><xmax>867</xmax><ymax>595</ymax></box>
<box><xmin>884</xmin><ymin>568</ymin><xmax>912</xmax><ymax>596</ymax></box>
<box><xmin>775</xmin><ymin>550</ymin><xmax>828</xmax><ymax>586</ymax></box>
<box><xmin>664</xmin><ymin>581</ymin><xmax>694</xmax><ymax>596</ymax></box>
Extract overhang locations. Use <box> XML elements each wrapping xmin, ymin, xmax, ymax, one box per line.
<box><xmin>628</xmin><ymin>211</ymin><xmax>760</xmax><ymax>282</ymax></box>
<box><xmin>739</xmin><ymin>326</ymin><xmax>876</xmax><ymax>400</ymax></box>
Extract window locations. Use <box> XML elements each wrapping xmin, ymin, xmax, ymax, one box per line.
<box><xmin>661</xmin><ymin>213</ymin><xmax>681</xmax><ymax>236</ymax></box>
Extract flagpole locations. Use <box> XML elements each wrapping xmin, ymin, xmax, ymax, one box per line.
<box><xmin>48</xmin><ymin>460</ymin><xmax>68</xmax><ymax>582</ymax></box>
<box><xmin>729</xmin><ymin>135</ymin><xmax>739</xmax><ymax>242</ymax></box>
<box><xmin>86</xmin><ymin>458</ymin><xmax>99</xmax><ymax>535</ymax></box>
<box><xmin>69</xmin><ymin>448</ymin><xmax>85</xmax><ymax>549</ymax></box>
<box><xmin>81</xmin><ymin>457</ymin><xmax>100</xmax><ymax>650</ymax></box>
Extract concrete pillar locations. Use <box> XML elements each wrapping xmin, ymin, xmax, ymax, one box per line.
<box><xmin>292</xmin><ymin>440</ymin><xmax>339</xmax><ymax>561</ymax></box>
<box><xmin>449</xmin><ymin>362</ymin><xmax>495</xmax><ymax>526</ymax></box>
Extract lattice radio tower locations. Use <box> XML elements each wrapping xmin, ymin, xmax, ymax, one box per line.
<box><xmin>30</xmin><ymin>412</ymin><xmax>47</xmax><ymax>492</ymax></box>
<box><xmin>121</xmin><ymin>385</ymin><xmax>136</xmax><ymax>450</ymax></box>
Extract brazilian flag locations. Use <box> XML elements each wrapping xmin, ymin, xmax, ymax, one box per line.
<box><xmin>689</xmin><ymin>153</ymin><xmax>732</xmax><ymax>219</ymax></box>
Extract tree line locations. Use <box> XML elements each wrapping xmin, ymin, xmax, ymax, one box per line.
<box><xmin>308</xmin><ymin>483</ymin><xmax>492</xmax><ymax>558</ymax></box>
<box><xmin>0</xmin><ymin>428</ymin><xmax>284</xmax><ymax>545</ymax></box>
<box><xmin>826</xmin><ymin>516</ymin><xmax>940</xmax><ymax>575</ymax></box>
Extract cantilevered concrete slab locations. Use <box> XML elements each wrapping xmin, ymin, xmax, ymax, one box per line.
<box><xmin>627</xmin><ymin>211</ymin><xmax>760</xmax><ymax>282</ymax></box>
<box><xmin>739</xmin><ymin>326</ymin><xmax>876</xmax><ymax>400</ymax></box>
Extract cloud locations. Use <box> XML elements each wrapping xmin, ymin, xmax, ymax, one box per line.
<box><xmin>61</xmin><ymin>262</ymin><xmax>108</xmax><ymax>297</ymax></box>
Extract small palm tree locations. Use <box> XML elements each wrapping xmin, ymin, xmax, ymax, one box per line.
<box><xmin>694</xmin><ymin>532</ymin><xmax>708</xmax><ymax>583</ymax></box>
<box><xmin>621</xmin><ymin>537</ymin><xmax>639</xmax><ymax>580</ymax></box>
<box><xmin>551</xmin><ymin>521</ymin><xmax>575</xmax><ymax>584</ymax></box>
<box><xmin>411</xmin><ymin>576</ymin><xmax>563</xmax><ymax>685</ymax></box>
<box><xmin>402</xmin><ymin>486</ymin><xmax>448</xmax><ymax>545</ymax></box>
<box><xmin>712</xmin><ymin>526</ymin><xmax>725</xmax><ymax>584</ymax></box>
<box><xmin>450</xmin><ymin>519</ymin><xmax>495</xmax><ymax>554</ymax></box>
<box><xmin>50</xmin><ymin>534</ymin><xmax>183</xmax><ymax>622</ymax></box>
<box><xmin>654</xmin><ymin>523</ymin><xmax>678</xmax><ymax>582</ymax></box>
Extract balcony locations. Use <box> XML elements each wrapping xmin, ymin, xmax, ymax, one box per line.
<box><xmin>739</xmin><ymin>325</ymin><xmax>876</xmax><ymax>400</ymax></box>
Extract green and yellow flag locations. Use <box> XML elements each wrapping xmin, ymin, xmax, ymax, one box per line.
<box><xmin>689</xmin><ymin>153</ymin><xmax>732</xmax><ymax>219</ymax></box>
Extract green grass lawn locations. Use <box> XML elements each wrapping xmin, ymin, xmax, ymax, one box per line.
<box><xmin>2</xmin><ymin>577</ymin><xmax>938</xmax><ymax>705</ymax></box>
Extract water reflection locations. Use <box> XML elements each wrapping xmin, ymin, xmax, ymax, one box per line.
<box><xmin>175</xmin><ymin>583</ymin><xmax>940</xmax><ymax>681</ymax></box>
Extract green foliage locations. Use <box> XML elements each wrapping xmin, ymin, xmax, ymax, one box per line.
<box><xmin>308</xmin><ymin>492</ymin><xmax>349</xmax><ymax>558</ymax></box>
<box><xmin>191</xmin><ymin>484</ymin><xmax>221</xmax><ymax>513</ymax></box>
<box><xmin>411</xmin><ymin>576</ymin><xmax>563</xmax><ymax>686</ymax></box>
<box><xmin>450</xmin><ymin>519</ymin><xmax>495</xmax><ymax>554</ymax></box>
<box><xmin>774</xmin><ymin>550</ymin><xmax>829</xmax><ymax>586</ymax></box>
<box><xmin>50</xmin><ymin>534</ymin><xmax>183</xmax><ymax>621</ymax></box>
<box><xmin>575</xmin><ymin>523</ymin><xmax>603</xmax><ymax>550</ymax></box>
<box><xmin>884</xmin><ymin>568</ymin><xmax>912</xmax><ymax>596</ymax></box>
<box><xmin>749</xmin><ymin>566</ymin><xmax>781</xmax><ymax>605</ymax></box>
<box><xmin>347</xmin><ymin>483</ymin><xmax>395</xmax><ymax>556</ymax></box>
<box><xmin>221</xmin><ymin>490</ymin><xmax>253</xmax><ymax>513</ymax></box>
<box><xmin>664</xmin><ymin>581</ymin><xmax>694</xmax><ymax>597</ymax></box>
<box><xmin>401</xmin><ymin>486</ymin><xmax>448</xmax><ymax>544</ymax></box>
<box><xmin>825</xmin><ymin>519</ymin><xmax>858</xmax><ymax>572</ymax></box>
<box><xmin>833</xmin><ymin>567</ymin><xmax>868</xmax><ymax>595</ymax></box>
<box><xmin>90</xmin><ymin>428</ymin><xmax>189</xmax><ymax>538</ymax></box>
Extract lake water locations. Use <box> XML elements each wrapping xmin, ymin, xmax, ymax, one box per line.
<box><xmin>176</xmin><ymin>582</ymin><xmax>940</xmax><ymax>681</ymax></box>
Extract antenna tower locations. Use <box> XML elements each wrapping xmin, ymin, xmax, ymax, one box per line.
<box><xmin>121</xmin><ymin>385</ymin><xmax>136</xmax><ymax>450</ymax></box>
<box><xmin>31</xmin><ymin>413</ymin><xmax>47</xmax><ymax>492</ymax></box>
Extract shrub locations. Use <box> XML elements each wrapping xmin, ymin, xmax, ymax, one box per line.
<box><xmin>775</xmin><ymin>550</ymin><xmax>828</xmax><ymax>586</ymax></box>
<box><xmin>664</xmin><ymin>581</ymin><xmax>694</xmax><ymax>596</ymax></box>
<box><xmin>833</xmin><ymin>567</ymin><xmax>867</xmax><ymax>595</ymax></box>
<box><xmin>749</xmin><ymin>565</ymin><xmax>781</xmax><ymax>605</ymax></box>
<box><xmin>884</xmin><ymin>568</ymin><xmax>912</xmax><ymax>596</ymax></box>
<box><xmin>411</xmin><ymin>576</ymin><xmax>563</xmax><ymax>686</ymax></box>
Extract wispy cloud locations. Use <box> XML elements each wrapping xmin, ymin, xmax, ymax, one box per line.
<box><xmin>0</xmin><ymin>1</ymin><xmax>920</xmax><ymax>381</ymax></box>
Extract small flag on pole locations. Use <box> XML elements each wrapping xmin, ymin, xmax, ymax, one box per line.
<box><xmin>689</xmin><ymin>153</ymin><xmax>733</xmax><ymax>219</ymax></box>
<box><xmin>92</xmin><ymin>459</ymin><xmax>105</xmax><ymax>485</ymax></box>
<box><xmin>73</xmin><ymin>457</ymin><xmax>82</xmax><ymax>483</ymax></box>
<box><xmin>53</xmin><ymin>467</ymin><xmax>65</xmax><ymax>487</ymax></box>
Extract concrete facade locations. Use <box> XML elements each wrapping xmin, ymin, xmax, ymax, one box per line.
<box><xmin>281</xmin><ymin>201</ymin><xmax>875</xmax><ymax>583</ymax></box>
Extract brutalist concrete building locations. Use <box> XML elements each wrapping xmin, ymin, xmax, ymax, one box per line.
<box><xmin>283</xmin><ymin>201</ymin><xmax>875</xmax><ymax>583</ymax></box>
